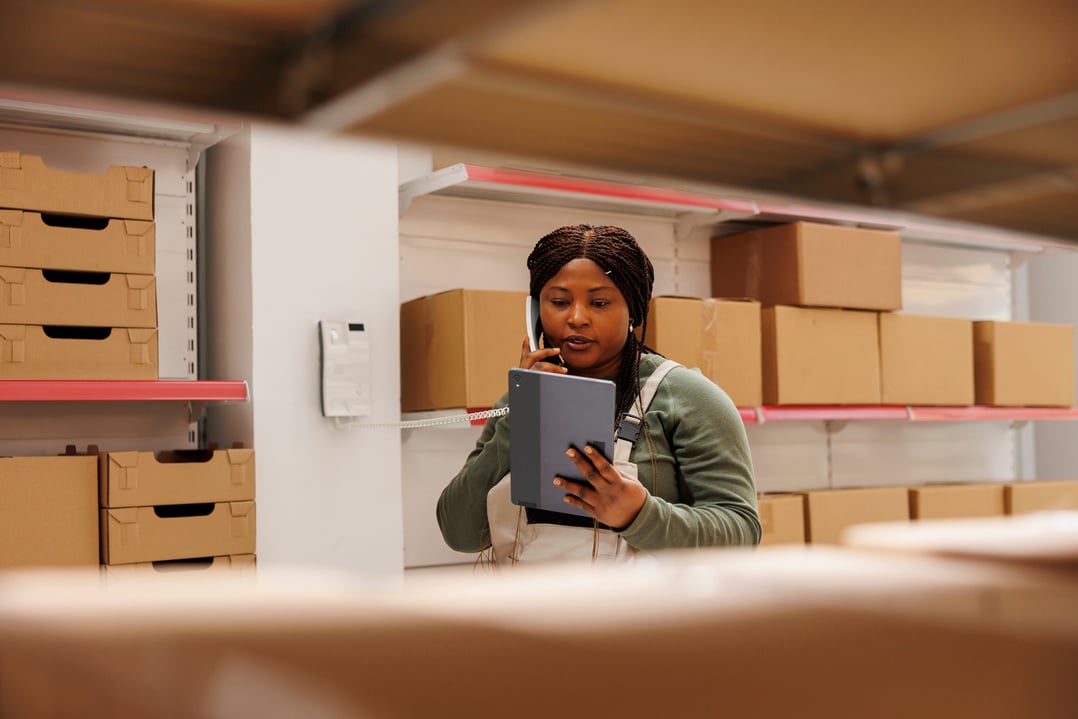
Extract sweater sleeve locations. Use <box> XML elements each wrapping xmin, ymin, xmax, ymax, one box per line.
<box><xmin>619</xmin><ymin>367</ymin><xmax>761</xmax><ymax>550</ymax></box>
<box><xmin>435</xmin><ymin>394</ymin><xmax>512</xmax><ymax>553</ymax></box>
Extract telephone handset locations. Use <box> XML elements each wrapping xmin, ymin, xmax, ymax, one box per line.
<box><xmin>526</xmin><ymin>296</ymin><xmax>541</xmax><ymax>352</ymax></box>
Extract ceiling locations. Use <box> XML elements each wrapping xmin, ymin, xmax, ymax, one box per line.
<box><xmin>1</xmin><ymin>0</ymin><xmax>1076</xmax><ymax>241</ymax></box>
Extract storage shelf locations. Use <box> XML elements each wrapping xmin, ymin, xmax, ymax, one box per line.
<box><xmin>399</xmin><ymin>163</ymin><xmax>758</xmax><ymax>219</ymax></box>
<box><xmin>401</xmin><ymin>163</ymin><xmax>1076</xmax><ymax>252</ymax></box>
<box><xmin>0</xmin><ymin>380</ymin><xmax>249</xmax><ymax>403</ymax></box>
<box><xmin>408</xmin><ymin>404</ymin><xmax>1078</xmax><ymax>427</ymax></box>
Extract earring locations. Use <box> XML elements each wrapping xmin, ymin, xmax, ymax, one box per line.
<box><xmin>628</xmin><ymin>321</ymin><xmax>635</xmax><ymax>334</ymax></box>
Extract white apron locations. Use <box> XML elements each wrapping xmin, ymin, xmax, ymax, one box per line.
<box><xmin>485</xmin><ymin>360</ymin><xmax>681</xmax><ymax>566</ymax></box>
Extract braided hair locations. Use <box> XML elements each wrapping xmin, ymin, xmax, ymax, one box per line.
<box><xmin>526</xmin><ymin>224</ymin><xmax>657</xmax><ymax>422</ymax></box>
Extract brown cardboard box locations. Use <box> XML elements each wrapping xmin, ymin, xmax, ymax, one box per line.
<box><xmin>909</xmin><ymin>483</ymin><xmax>1005</xmax><ymax>520</ymax></box>
<box><xmin>973</xmin><ymin>321</ymin><xmax>1075</xmax><ymax>407</ymax></box>
<box><xmin>1005</xmin><ymin>480</ymin><xmax>1078</xmax><ymax>514</ymax></box>
<box><xmin>4</xmin><ymin>547</ymin><xmax>1078</xmax><ymax>719</ymax></box>
<box><xmin>646</xmin><ymin>296</ymin><xmax>762</xmax><ymax>406</ymax></box>
<box><xmin>401</xmin><ymin>288</ymin><xmax>528</xmax><ymax>411</ymax></box>
<box><xmin>762</xmin><ymin>306</ymin><xmax>881</xmax><ymax>404</ymax></box>
<box><xmin>0</xmin><ymin>455</ymin><xmax>98</xmax><ymax>568</ymax></box>
<box><xmin>0</xmin><ymin>210</ymin><xmax>154</xmax><ymax>274</ymax></box>
<box><xmin>803</xmin><ymin>487</ymin><xmax>910</xmax><ymax>544</ymax></box>
<box><xmin>100</xmin><ymin>448</ymin><xmax>255</xmax><ymax>508</ymax></box>
<box><xmin>879</xmin><ymin>313</ymin><xmax>974</xmax><ymax>406</ymax></box>
<box><xmin>102</xmin><ymin>554</ymin><xmax>256</xmax><ymax>580</ymax></box>
<box><xmin>757</xmin><ymin>493</ymin><xmax>805</xmax><ymax>545</ymax></box>
<box><xmin>711</xmin><ymin>221</ymin><xmax>902</xmax><ymax>311</ymax></box>
<box><xmin>0</xmin><ymin>151</ymin><xmax>154</xmax><ymax>221</ymax></box>
<box><xmin>0</xmin><ymin>324</ymin><xmax>157</xmax><ymax>379</ymax></box>
<box><xmin>0</xmin><ymin>266</ymin><xmax>156</xmax><ymax>328</ymax></box>
<box><xmin>100</xmin><ymin>501</ymin><xmax>256</xmax><ymax>565</ymax></box>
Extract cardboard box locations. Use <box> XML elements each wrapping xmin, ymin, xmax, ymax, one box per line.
<box><xmin>973</xmin><ymin>321</ymin><xmax>1075</xmax><ymax>407</ymax></box>
<box><xmin>0</xmin><ymin>210</ymin><xmax>154</xmax><ymax>274</ymax></box>
<box><xmin>762</xmin><ymin>306</ymin><xmax>881</xmax><ymax>404</ymax></box>
<box><xmin>401</xmin><ymin>288</ymin><xmax>528</xmax><ymax>411</ymax></box>
<box><xmin>0</xmin><ymin>151</ymin><xmax>153</xmax><ymax>221</ymax></box>
<box><xmin>645</xmin><ymin>296</ymin><xmax>762</xmax><ymax>406</ymax></box>
<box><xmin>879</xmin><ymin>314</ymin><xmax>974</xmax><ymax>406</ymax></box>
<box><xmin>909</xmin><ymin>483</ymin><xmax>1005</xmax><ymax>520</ymax></box>
<box><xmin>757</xmin><ymin>494</ymin><xmax>805</xmax><ymax>545</ymax></box>
<box><xmin>5</xmin><ymin>547</ymin><xmax>1078</xmax><ymax>719</ymax></box>
<box><xmin>0</xmin><ymin>266</ymin><xmax>156</xmax><ymax>328</ymax></box>
<box><xmin>711</xmin><ymin>221</ymin><xmax>902</xmax><ymax>311</ymax></box>
<box><xmin>100</xmin><ymin>448</ymin><xmax>255</xmax><ymax>508</ymax></box>
<box><xmin>100</xmin><ymin>501</ymin><xmax>256</xmax><ymax>565</ymax></box>
<box><xmin>0</xmin><ymin>324</ymin><xmax>157</xmax><ymax>379</ymax></box>
<box><xmin>1004</xmin><ymin>480</ymin><xmax>1078</xmax><ymax>514</ymax></box>
<box><xmin>0</xmin><ymin>455</ymin><xmax>99</xmax><ymax>568</ymax></box>
<box><xmin>102</xmin><ymin>554</ymin><xmax>256</xmax><ymax>580</ymax></box>
<box><xmin>802</xmin><ymin>487</ymin><xmax>910</xmax><ymax>544</ymax></box>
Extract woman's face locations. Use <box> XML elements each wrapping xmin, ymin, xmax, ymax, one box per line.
<box><xmin>539</xmin><ymin>257</ymin><xmax>631</xmax><ymax>379</ymax></box>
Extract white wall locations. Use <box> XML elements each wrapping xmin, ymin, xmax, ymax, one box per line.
<box><xmin>1028</xmin><ymin>250</ymin><xmax>1078</xmax><ymax>479</ymax></box>
<box><xmin>204</xmin><ymin>124</ymin><xmax>404</xmax><ymax>579</ymax></box>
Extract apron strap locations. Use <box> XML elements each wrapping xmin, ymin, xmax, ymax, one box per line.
<box><xmin>613</xmin><ymin>359</ymin><xmax>682</xmax><ymax>463</ymax></box>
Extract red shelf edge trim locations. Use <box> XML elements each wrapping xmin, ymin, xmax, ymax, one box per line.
<box><xmin>0</xmin><ymin>380</ymin><xmax>249</xmax><ymax>402</ymax></box>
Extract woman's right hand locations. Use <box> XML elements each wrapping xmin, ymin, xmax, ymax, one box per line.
<box><xmin>519</xmin><ymin>336</ymin><xmax>568</xmax><ymax>373</ymax></box>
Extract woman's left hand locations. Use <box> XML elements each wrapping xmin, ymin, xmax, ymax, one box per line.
<box><xmin>555</xmin><ymin>445</ymin><xmax>647</xmax><ymax>530</ymax></box>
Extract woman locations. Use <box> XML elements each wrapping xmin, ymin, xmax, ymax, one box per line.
<box><xmin>437</xmin><ymin>224</ymin><xmax>759</xmax><ymax>563</ymax></box>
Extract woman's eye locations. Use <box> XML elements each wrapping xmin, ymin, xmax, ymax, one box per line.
<box><xmin>550</xmin><ymin>299</ymin><xmax>569</xmax><ymax>307</ymax></box>
<box><xmin>592</xmin><ymin>300</ymin><xmax>609</xmax><ymax>308</ymax></box>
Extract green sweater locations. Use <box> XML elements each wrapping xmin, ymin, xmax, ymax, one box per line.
<box><xmin>436</xmin><ymin>353</ymin><xmax>761</xmax><ymax>553</ymax></box>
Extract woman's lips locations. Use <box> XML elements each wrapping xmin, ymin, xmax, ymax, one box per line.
<box><xmin>562</xmin><ymin>336</ymin><xmax>594</xmax><ymax>351</ymax></box>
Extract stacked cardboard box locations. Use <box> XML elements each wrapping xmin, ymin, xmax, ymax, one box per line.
<box><xmin>645</xmin><ymin>296</ymin><xmax>762</xmax><ymax>407</ymax></box>
<box><xmin>0</xmin><ymin>151</ymin><xmax>158</xmax><ymax>379</ymax></box>
<box><xmin>0</xmin><ymin>453</ymin><xmax>99</xmax><ymax>568</ymax></box>
<box><xmin>400</xmin><ymin>288</ymin><xmax>528</xmax><ymax>411</ymax></box>
<box><xmin>759</xmin><ymin>479</ymin><xmax>1078</xmax><ymax>546</ymax></box>
<box><xmin>712</xmin><ymin>221</ymin><xmax>900</xmax><ymax>405</ymax></box>
<box><xmin>98</xmin><ymin>447</ymin><xmax>256</xmax><ymax>570</ymax></box>
<box><xmin>712</xmin><ymin>220</ymin><xmax>1075</xmax><ymax>407</ymax></box>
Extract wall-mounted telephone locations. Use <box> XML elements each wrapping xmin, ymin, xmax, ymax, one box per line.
<box><xmin>526</xmin><ymin>296</ymin><xmax>541</xmax><ymax>352</ymax></box>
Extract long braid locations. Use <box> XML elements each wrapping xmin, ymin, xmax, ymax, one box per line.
<box><xmin>526</xmin><ymin>224</ymin><xmax>657</xmax><ymax>423</ymax></box>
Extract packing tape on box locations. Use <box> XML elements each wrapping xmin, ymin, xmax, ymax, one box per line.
<box><xmin>700</xmin><ymin>298</ymin><xmax>721</xmax><ymax>382</ymax></box>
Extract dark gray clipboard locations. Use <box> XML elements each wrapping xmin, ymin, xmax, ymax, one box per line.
<box><xmin>508</xmin><ymin>368</ymin><xmax>616</xmax><ymax>518</ymax></box>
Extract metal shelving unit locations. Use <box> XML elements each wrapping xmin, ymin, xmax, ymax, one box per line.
<box><xmin>402</xmin><ymin>163</ymin><xmax>1077</xmax><ymax>252</ymax></box>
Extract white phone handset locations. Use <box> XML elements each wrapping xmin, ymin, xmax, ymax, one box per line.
<box><xmin>526</xmin><ymin>296</ymin><xmax>541</xmax><ymax>352</ymax></box>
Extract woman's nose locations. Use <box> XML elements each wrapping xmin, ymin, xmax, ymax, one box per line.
<box><xmin>567</xmin><ymin>302</ymin><xmax>589</xmax><ymax>326</ymax></box>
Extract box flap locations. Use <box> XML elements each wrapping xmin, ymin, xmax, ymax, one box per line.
<box><xmin>0</xmin><ymin>209</ymin><xmax>23</xmax><ymax>225</ymax></box>
<box><xmin>125</xmin><ymin>274</ymin><xmax>155</xmax><ymax>291</ymax></box>
<box><xmin>0</xmin><ymin>266</ymin><xmax>26</xmax><ymax>283</ymax></box>
<box><xmin>0</xmin><ymin>323</ymin><xmax>26</xmax><ymax>341</ymax></box>
<box><xmin>107</xmin><ymin>451</ymin><xmax>140</xmax><ymax>471</ymax></box>
<box><xmin>229</xmin><ymin>501</ymin><xmax>255</xmax><ymax>518</ymax></box>
<box><xmin>122</xmin><ymin>220</ymin><xmax>153</xmax><ymax>237</ymax></box>
<box><xmin>126</xmin><ymin>328</ymin><xmax>157</xmax><ymax>343</ymax></box>
<box><xmin>0</xmin><ymin>151</ymin><xmax>22</xmax><ymax>169</ymax></box>
<box><xmin>107</xmin><ymin>507</ymin><xmax>139</xmax><ymax>525</ymax></box>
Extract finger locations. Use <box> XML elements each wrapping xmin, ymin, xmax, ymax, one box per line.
<box><xmin>581</xmin><ymin>445</ymin><xmax>615</xmax><ymax>483</ymax></box>
<box><xmin>566</xmin><ymin>447</ymin><xmax>610</xmax><ymax>485</ymax></box>
<box><xmin>554</xmin><ymin>477</ymin><xmax>594</xmax><ymax>513</ymax></box>
<box><xmin>521</xmin><ymin>347</ymin><xmax>564</xmax><ymax>370</ymax></box>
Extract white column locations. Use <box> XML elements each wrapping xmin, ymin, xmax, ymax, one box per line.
<box><xmin>204</xmin><ymin>124</ymin><xmax>403</xmax><ymax>579</ymax></box>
